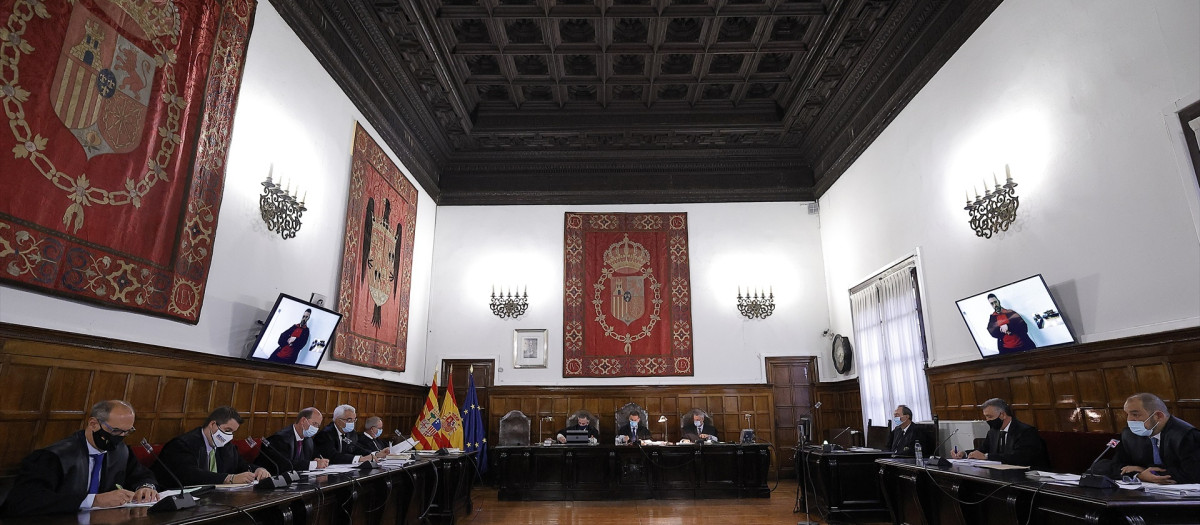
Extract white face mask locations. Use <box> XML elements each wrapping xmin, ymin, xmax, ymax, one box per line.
<box><xmin>893</xmin><ymin>416</ymin><xmax>903</xmax><ymax>427</ymax></box>
<box><xmin>630</xmin><ymin>420</ymin><xmax>638</xmax><ymax>429</ymax></box>
<box><xmin>211</xmin><ymin>427</ymin><xmax>233</xmax><ymax>448</ymax></box>
<box><xmin>370</xmin><ymin>428</ymin><xmax>382</xmax><ymax>439</ymax></box>
<box><xmin>302</xmin><ymin>422</ymin><xmax>319</xmax><ymax>438</ymax></box>
<box><xmin>1128</xmin><ymin>415</ymin><xmax>1160</xmax><ymax>437</ymax></box>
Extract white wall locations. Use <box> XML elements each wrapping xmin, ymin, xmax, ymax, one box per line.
<box><xmin>0</xmin><ymin>3</ymin><xmax>436</xmax><ymax>385</ymax></box>
<box><xmin>424</xmin><ymin>202</ymin><xmax>837</xmax><ymax>385</ymax></box>
<box><xmin>819</xmin><ymin>0</ymin><xmax>1200</xmax><ymax>370</ymax></box>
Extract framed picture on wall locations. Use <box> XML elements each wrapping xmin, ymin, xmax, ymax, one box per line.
<box><xmin>513</xmin><ymin>329</ymin><xmax>548</xmax><ymax>368</ymax></box>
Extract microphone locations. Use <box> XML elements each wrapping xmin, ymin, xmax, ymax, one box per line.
<box><xmin>925</xmin><ymin>428</ymin><xmax>958</xmax><ymax>468</ymax></box>
<box><xmin>246</xmin><ymin>437</ymin><xmax>292</xmax><ymax>489</ymax></box>
<box><xmin>813</xmin><ymin>402</ymin><xmax>823</xmax><ymax>409</ymax></box>
<box><xmin>257</xmin><ymin>437</ymin><xmax>301</xmax><ymax>483</ymax></box>
<box><xmin>1079</xmin><ymin>439</ymin><xmax>1120</xmax><ymax>489</ymax></box>
<box><xmin>138</xmin><ymin>438</ymin><xmax>199</xmax><ymax>513</ymax></box>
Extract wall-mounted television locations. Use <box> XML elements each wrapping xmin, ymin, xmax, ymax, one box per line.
<box><xmin>247</xmin><ymin>294</ymin><xmax>342</xmax><ymax>369</ymax></box>
<box><xmin>955</xmin><ymin>274</ymin><xmax>1075</xmax><ymax>358</ymax></box>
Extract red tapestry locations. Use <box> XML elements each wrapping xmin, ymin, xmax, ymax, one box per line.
<box><xmin>331</xmin><ymin>123</ymin><xmax>418</xmax><ymax>372</ymax></box>
<box><xmin>0</xmin><ymin>0</ymin><xmax>257</xmax><ymax>323</ymax></box>
<box><xmin>563</xmin><ymin>213</ymin><xmax>694</xmax><ymax>378</ymax></box>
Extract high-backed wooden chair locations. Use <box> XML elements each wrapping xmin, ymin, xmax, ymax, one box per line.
<box><xmin>499</xmin><ymin>410</ymin><xmax>531</xmax><ymax>446</ymax></box>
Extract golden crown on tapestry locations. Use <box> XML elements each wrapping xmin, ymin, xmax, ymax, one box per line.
<box><xmin>603</xmin><ymin>235</ymin><xmax>652</xmax><ymax>273</ymax></box>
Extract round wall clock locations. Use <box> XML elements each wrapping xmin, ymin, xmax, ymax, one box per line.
<box><xmin>832</xmin><ymin>334</ymin><xmax>853</xmax><ymax>374</ymax></box>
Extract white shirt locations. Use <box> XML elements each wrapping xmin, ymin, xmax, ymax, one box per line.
<box><xmin>80</xmin><ymin>439</ymin><xmax>105</xmax><ymax>509</ymax></box>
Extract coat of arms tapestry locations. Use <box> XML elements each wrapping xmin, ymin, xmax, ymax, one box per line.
<box><xmin>563</xmin><ymin>212</ymin><xmax>694</xmax><ymax>378</ymax></box>
<box><xmin>0</xmin><ymin>0</ymin><xmax>257</xmax><ymax>322</ymax></box>
<box><xmin>331</xmin><ymin>123</ymin><xmax>417</xmax><ymax>372</ymax></box>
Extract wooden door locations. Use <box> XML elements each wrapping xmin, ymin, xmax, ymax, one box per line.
<box><xmin>766</xmin><ymin>356</ymin><xmax>816</xmax><ymax>478</ymax></box>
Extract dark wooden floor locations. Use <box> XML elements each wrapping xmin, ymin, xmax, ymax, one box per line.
<box><xmin>459</xmin><ymin>479</ymin><xmax>840</xmax><ymax>524</ymax></box>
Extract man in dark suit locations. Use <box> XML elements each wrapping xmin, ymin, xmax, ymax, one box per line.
<box><xmin>1108</xmin><ymin>392</ymin><xmax>1200</xmax><ymax>484</ymax></box>
<box><xmin>259</xmin><ymin>407</ymin><xmax>330</xmax><ymax>474</ymax></box>
<box><xmin>357</xmin><ymin>416</ymin><xmax>391</xmax><ymax>453</ymax></box>
<box><xmin>1</xmin><ymin>400</ymin><xmax>159</xmax><ymax>516</ymax></box>
<box><xmin>156</xmin><ymin>406</ymin><xmax>270</xmax><ymax>487</ymax></box>
<box><xmin>681</xmin><ymin>409</ymin><xmax>719</xmax><ymax>443</ymax></box>
<box><xmin>617</xmin><ymin>412</ymin><xmax>652</xmax><ymax>444</ymax></box>
<box><xmin>314</xmin><ymin>404</ymin><xmax>389</xmax><ymax>464</ymax></box>
<box><xmin>952</xmin><ymin>398</ymin><xmax>1050</xmax><ymax>470</ymax></box>
<box><xmin>555</xmin><ymin>412</ymin><xmax>600</xmax><ymax>443</ymax></box>
<box><xmin>888</xmin><ymin>404</ymin><xmax>927</xmax><ymax>456</ymax></box>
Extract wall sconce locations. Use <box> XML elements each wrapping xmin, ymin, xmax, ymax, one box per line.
<box><xmin>490</xmin><ymin>286</ymin><xmax>529</xmax><ymax>319</ymax></box>
<box><xmin>260</xmin><ymin>171</ymin><xmax>307</xmax><ymax>239</ymax></box>
<box><xmin>737</xmin><ymin>287</ymin><xmax>775</xmax><ymax>319</ymax></box>
<box><xmin>964</xmin><ymin>164</ymin><xmax>1020</xmax><ymax>239</ymax></box>
<box><xmin>657</xmin><ymin>415</ymin><xmax>668</xmax><ymax>442</ymax></box>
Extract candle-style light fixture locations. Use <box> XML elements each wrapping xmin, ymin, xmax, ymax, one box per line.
<box><xmin>657</xmin><ymin>415</ymin><xmax>668</xmax><ymax>442</ymax></box>
<box><xmin>259</xmin><ymin>168</ymin><xmax>307</xmax><ymax>239</ymax></box>
<box><xmin>737</xmin><ymin>287</ymin><xmax>775</xmax><ymax>319</ymax></box>
<box><xmin>539</xmin><ymin>415</ymin><xmax>554</xmax><ymax>444</ymax></box>
<box><xmin>490</xmin><ymin>286</ymin><xmax>529</xmax><ymax>319</ymax></box>
<box><xmin>964</xmin><ymin>164</ymin><xmax>1020</xmax><ymax>239</ymax></box>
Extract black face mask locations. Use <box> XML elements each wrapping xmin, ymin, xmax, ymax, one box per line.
<box><xmin>92</xmin><ymin>426</ymin><xmax>124</xmax><ymax>452</ymax></box>
<box><xmin>986</xmin><ymin>418</ymin><xmax>1004</xmax><ymax>431</ymax></box>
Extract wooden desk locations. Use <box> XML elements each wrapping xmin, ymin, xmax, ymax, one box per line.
<box><xmin>876</xmin><ymin>458</ymin><xmax>1200</xmax><ymax>525</ymax></box>
<box><xmin>798</xmin><ymin>446</ymin><xmax>892</xmax><ymax>524</ymax></box>
<box><xmin>0</xmin><ymin>453</ymin><xmax>476</xmax><ymax>525</ymax></box>
<box><xmin>494</xmin><ymin>443</ymin><xmax>769</xmax><ymax>500</ymax></box>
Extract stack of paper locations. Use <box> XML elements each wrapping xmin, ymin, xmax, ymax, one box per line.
<box><xmin>1143</xmin><ymin>483</ymin><xmax>1200</xmax><ymax>497</ymax></box>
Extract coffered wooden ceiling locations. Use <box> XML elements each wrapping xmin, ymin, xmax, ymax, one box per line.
<box><xmin>271</xmin><ymin>0</ymin><xmax>1000</xmax><ymax>205</ymax></box>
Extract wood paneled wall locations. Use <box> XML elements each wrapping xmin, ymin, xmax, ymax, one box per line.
<box><xmin>927</xmin><ymin>327</ymin><xmax>1200</xmax><ymax>433</ymax></box>
<box><xmin>0</xmin><ymin>323</ymin><xmax>427</xmax><ymax>474</ymax></box>
<box><xmin>487</xmin><ymin>385</ymin><xmax>775</xmax><ymax>447</ymax></box>
<box><xmin>813</xmin><ymin>378</ymin><xmax>863</xmax><ymax>441</ymax></box>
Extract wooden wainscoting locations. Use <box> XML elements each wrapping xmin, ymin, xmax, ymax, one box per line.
<box><xmin>0</xmin><ymin>323</ymin><xmax>427</xmax><ymax>474</ymax></box>
<box><xmin>813</xmin><ymin>378</ymin><xmax>863</xmax><ymax>443</ymax></box>
<box><xmin>926</xmin><ymin>327</ymin><xmax>1200</xmax><ymax>433</ymax></box>
<box><xmin>487</xmin><ymin>385</ymin><xmax>775</xmax><ymax>449</ymax></box>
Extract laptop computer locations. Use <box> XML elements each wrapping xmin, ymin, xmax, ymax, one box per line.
<box><xmin>563</xmin><ymin>429</ymin><xmax>590</xmax><ymax>444</ymax></box>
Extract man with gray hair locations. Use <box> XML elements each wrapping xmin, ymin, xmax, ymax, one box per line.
<box><xmin>315</xmin><ymin>404</ymin><xmax>389</xmax><ymax>464</ymax></box>
<box><xmin>1</xmin><ymin>400</ymin><xmax>159</xmax><ymax>516</ymax></box>
<box><xmin>951</xmin><ymin>398</ymin><xmax>1049</xmax><ymax>469</ymax></box>
<box><xmin>1108</xmin><ymin>393</ymin><xmax>1200</xmax><ymax>484</ymax></box>
<box><xmin>357</xmin><ymin>416</ymin><xmax>390</xmax><ymax>452</ymax></box>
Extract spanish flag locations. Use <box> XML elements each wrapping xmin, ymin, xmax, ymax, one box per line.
<box><xmin>440</xmin><ymin>374</ymin><xmax>464</xmax><ymax>449</ymax></box>
<box><xmin>411</xmin><ymin>372</ymin><xmax>444</xmax><ymax>450</ymax></box>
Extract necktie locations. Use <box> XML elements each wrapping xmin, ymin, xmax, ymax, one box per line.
<box><xmin>208</xmin><ymin>448</ymin><xmax>217</xmax><ymax>472</ymax></box>
<box><xmin>998</xmin><ymin>432</ymin><xmax>1006</xmax><ymax>452</ymax></box>
<box><xmin>88</xmin><ymin>453</ymin><xmax>104</xmax><ymax>494</ymax></box>
<box><xmin>294</xmin><ymin>439</ymin><xmax>302</xmax><ymax>461</ymax></box>
<box><xmin>1151</xmin><ymin>436</ymin><xmax>1162</xmax><ymax>465</ymax></box>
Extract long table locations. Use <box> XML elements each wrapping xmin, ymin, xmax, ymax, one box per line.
<box><xmin>0</xmin><ymin>452</ymin><xmax>476</xmax><ymax>525</ymax></box>
<box><xmin>876</xmin><ymin>458</ymin><xmax>1200</xmax><ymax>525</ymax></box>
<box><xmin>494</xmin><ymin>443</ymin><xmax>770</xmax><ymax>500</ymax></box>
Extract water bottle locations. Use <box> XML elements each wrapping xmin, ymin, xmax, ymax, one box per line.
<box><xmin>914</xmin><ymin>442</ymin><xmax>924</xmax><ymax>465</ymax></box>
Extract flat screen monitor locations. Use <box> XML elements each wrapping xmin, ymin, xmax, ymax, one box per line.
<box><xmin>247</xmin><ymin>294</ymin><xmax>342</xmax><ymax>369</ymax></box>
<box><xmin>955</xmin><ymin>274</ymin><xmax>1075</xmax><ymax>358</ymax></box>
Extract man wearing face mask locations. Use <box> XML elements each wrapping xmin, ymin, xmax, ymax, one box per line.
<box><xmin>555</xmin><ymin>412</ymin><xmax>600</xmax><ymax>443</ymax></box>
<box><xmin>617</xmin><ymin>412</ymin><xmax>652</xmax><ymax>444</ymax></box>
<box><xmin>952</xmin><ymin>398</ymin><xmax>1049</xmax><ymax>469</ymax></box>
<box><xmin>888</xmin><ymin>405</ymin><xmax>925</xmax><ymax>456</ymax></box>
<box><xmin>315</xmin><ymin>404</ymin><xmax>389</xmax><ymax>464</ymax></box>
<box><xmin>156</xmin><ymin>406</ymin><xmax>271</xmax><ymax>487</ymax></box>
<box><xmin>357</xmin><ymin>416</ymin><xmax>391</xmax><ymax>453</ymax></box>
<box><xmin>1108</xmin><ymin>393</ymin><xmax>1200</xmax><ymax>484</ymax></box>
<box><xmin>260</xmin><ymin>407</ymin><xmax>330</xmax><ymax>473</ymax></box>
<box><xmin>1</xmin><ymin>400</ymin><xmax>158</xmax><ymax>516</ymax></box>
<box><xmin>680</xmin><ymin>409</ymin><xmax>719</xmax><ymax>443</ymax></box>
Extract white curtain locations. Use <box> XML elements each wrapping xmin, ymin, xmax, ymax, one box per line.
<box><xmin>850</xmin><ymin>262</ymin><xmax>931</xmax><ymax>432</ymax></box>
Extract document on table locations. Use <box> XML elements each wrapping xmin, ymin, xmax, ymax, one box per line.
<box><xmin>848</xmin><ymin>447</ymin><xmax>882</xmax><ymax>452</ymax></box>
<box><xmin>978</xmin><ymin>463</ymin><xmax>1030</xmax><ymax>470</ymax></box>
<box><xmin>1027</xmin><ymin>471</ymin><xmax>1081</xmax><ymax>481</ymax></box>
<box><xmin>90</xmin><ymin>489</ymin><xmax>186</xmax><ymax>509</ymax></box>
<box><xmin>948</xmin><ymin>458</ymin><xmax>1001</xmax><ymax>466</ymax></box>
<box><xmin>1142</xmin><ymin>483</ymin><xmax>1200</xmax><ymax>497</ymax></box>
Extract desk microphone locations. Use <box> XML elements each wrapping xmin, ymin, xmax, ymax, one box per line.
<box><xmin>827</xmin><ymin>427</ymin><xmax>858</xmax><ymax>448</ymax></box>
<box><xmin>138</xmin><ymin>439</ymin><xmax>199</xmax><ymax>513</ymax></box>
<box><xmin>245</xmin><ymin>437</ymin><xmax>292</xmax><ymax>489</ymax></box>
<box><xmin>925</xmin><ymin>428</ymin><xmax>958</xmax><ymax>468</ymax></box>
<box><xmin>1079</xmin><ymin>439</ymin><xmax>1120</xmax><ymax>489</ymax></box>
<box><xmin>257</xmin><ymin>437</ymin><xmax>301</xmax><ymax>483</ymax></box>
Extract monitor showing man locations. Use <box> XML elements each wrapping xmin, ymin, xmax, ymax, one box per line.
<box><xmin>1107</xmin><ymin>393</ymin><xmax>1200</xmax><ymax>484</ymax></box>
<box><xmin>1</xmin><ymin>400</ymin><xmax>159</xmax><ymax>516</ymax></box>
<box><xmin>951</xmin><ymin>398</ymin><xmax>1049</xmax><ymax>469</ymax></box>
<box><xmin>156</xmin><ymin>406</ymin><xmax>270</xmax><ymax>487</ymax></box>
<box><xmin>617</xmin><ymin>412</ymin><xmax>652</xmax><ymax>444</ymax></box>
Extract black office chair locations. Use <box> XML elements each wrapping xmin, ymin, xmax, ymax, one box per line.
<box><xmin>615</xmin><ymin>403</ymin><xmax>649</xmax><ymax>440</ymax></box>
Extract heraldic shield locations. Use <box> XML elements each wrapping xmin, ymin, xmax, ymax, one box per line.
<box><xmin>600</xmin><ymin>234</ymin><xmax>656</xmax><ymax>332</ymax></box>
<box><xmin>52</xmin><ymin>4</ymin><xmax>157</xmax><ymax>159</ymax></box>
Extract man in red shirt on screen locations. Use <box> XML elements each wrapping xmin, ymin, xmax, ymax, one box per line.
<box><xmin>985</xmin><ymin>294</ymin><xmax>1036</xmax><ymax>354</ymax></box>
<box><xmin>269</xmin><ymin>309</ymin><xmax>312</xmax><ymax>363</ymax></box>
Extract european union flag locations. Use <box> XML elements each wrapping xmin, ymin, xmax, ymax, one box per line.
<box><xmin>462</xmin><ymin>371</ymin><xmax>487</xmax><ymax>473</ymax></box>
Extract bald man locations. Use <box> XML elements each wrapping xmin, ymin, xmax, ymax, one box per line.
<box><xmin>1109</xmin><ymin>393</ymin><xmax>1200</xmax><ymax>484</ymax></box>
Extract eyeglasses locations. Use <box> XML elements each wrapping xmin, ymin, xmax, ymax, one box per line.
<box><xmin>337</xmin><ymin>417</ymin><xmax>357</xmax><ymax>423</ymax></box>
<box><xmin>100</xmin><ymin>420</ymin><xmax>135</xmax><ymax>436</ymax></box>
<box><xmin>1120</xmin><ymin>475</ymin><xmax>1142</xmax><ymax>485</ymax></box>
